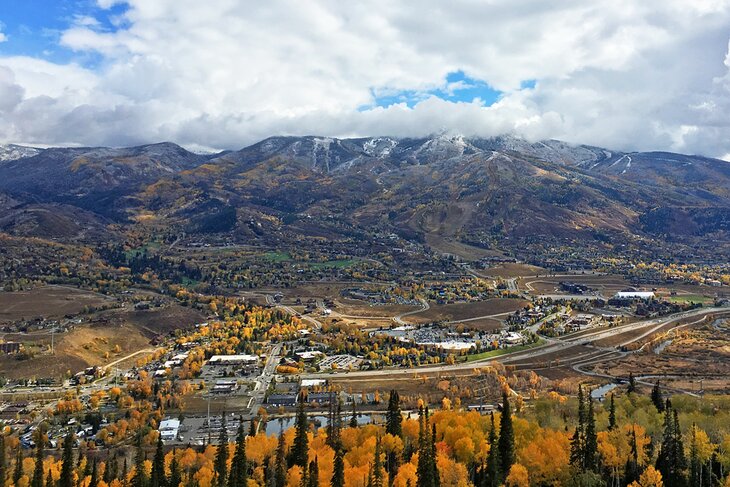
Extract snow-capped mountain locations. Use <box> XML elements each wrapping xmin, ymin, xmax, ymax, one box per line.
<box><xmin>0</xmin><ymin>144</ymin><xmax>42</xmax><ymax>162</ymax></box>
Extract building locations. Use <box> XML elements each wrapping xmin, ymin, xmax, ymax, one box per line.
<box><xmin>300</xmin><ymin>379</ymin><xmax>327</xmax><ymax>389</ymax></box>
<box><xmin>208</xmin><ymin>354</ymin><xmax>259</xmax><ymax>366</ymax></box>
<box><xmin>295</xmin><ymin>351</ymin><xmax>324</xmax><ymax>362</ymax></box>
<box><xmin>159</xmin><ymin>419</ymin><xmax>181</xmax><ymax>442</ymax></box>
<box><xmin>0</xmin><ymin>342</ymin><xmax>21</xmax><ymax>354</ymax></box>
<box><xmin>212</xmin><ymin>379</ymin><xmax>238</xmax><ymax>394</ymax></box>
<box><xmin>267</xmin><ymin>393</ymin><xmax>298</xmax><ymax>406</ymax></box>
<box><xmin>614</xmin><ymin>291</ymin><xmax>655</xmax><ymax>300</ymax></box>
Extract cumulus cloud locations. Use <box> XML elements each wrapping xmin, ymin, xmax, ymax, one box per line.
<box><xmin>1</xmin><ymin>0</ymin><xmax>730</xmax><ymax>156</ymax></box>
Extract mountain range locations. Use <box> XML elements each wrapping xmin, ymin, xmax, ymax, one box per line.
<box><xmin>0</xmin><ymin>134</ymin><xmax>728</xmax><ymax>253</ymax></box>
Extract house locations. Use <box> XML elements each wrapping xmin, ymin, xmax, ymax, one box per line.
<box><xmin>208</xmin><ymin>355</ymin><xmax>259</xmax><ymax>366</ymax></box>
<box><xmin>614</xmin><ymin>291</ymin><xmax>655</xmax><ymax>300</ymax></box>
<box><xmin>267</xmin><ymin>394</ymin><xmax>298</xmax><ymax>406</ymax></box>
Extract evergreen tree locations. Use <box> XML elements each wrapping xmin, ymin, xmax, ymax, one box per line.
<box><xmin>583</xmin><ymin>393</ymin><xmax>598</xmax><ymax>472</ymax></box>
<box><xmin>331</xmin><ymin>447</ymin><xmax>345</xmax><ymax>487</ymax></box>
<box><xmin>497</xmin><ymin>392</ymin><xmax>515</xmax><ymax>481</ymax></box>
<box><xmin>151</xmin><ymin>435</ymin><xmax>166</xmax><ymax>487</ymax></box>
<box><xmin>12</xmin><ymin>448</ymin><xmax>22</xmax><ymax>487</ymax></box>
<box><xmin>131</xmin><ymin>436</ymin><xmax>147</xmax><ymax>487</ymax></box>
<box><xmin>624</xmin><ymin>427</ymin><xmax>641</xmax><ymax>485</ymax></box>
<box><xmin>89</xmin><ymin>460</ymin><xmax>99</xmax><ymax>487</ymax></box>
<box><xmin>307</xmin><ymin>457</ymin><xmax>318</xmax><ymax>487</ymax></box>
<box><xmin>228</xmin><ymin>419</ymin><xmax>247</xmax><ymax>487</ymax></box>
<box><xmin>45</xmin><ymin>469</ymin><xmax>53</xmax><ymax>487</ymax></box>
<box><xmin>627</xmin><ymin>373</ymin><xmax>636</xmax><ymax>394</ymax></box>
<box><xmin>168</xmin><ymin>452</ymin><xmax>181</xmax><ymax>487</ymax></box>
<box><xmin>430</xmin><ymin>423</ymin><xmax>439</xmax><ymax>487</ymax></box>
<box><xmin>274</xmin><ymin>432</ymin><xmax>287</xmax><ymax>487</ymax></box>
<box><xmin>651</xmin><ymin>383</ymin><xmax>665</xmax><ymax>412</ymax></box>
<box><xmin>290</xmin><ymin>401</ymin><xmax>309</xmax><ymax>468</ymax></box>
<box><xmin>484</xmin><ymin>413</ymin><xmax>501</xmax><ymax>487</ymax></box>
<box><xmin>416</xmin><ymin>407</ymin><xmax>434</xmax><ymax>487</ymax></box>
<box><xmin>0</xmin><ymin>434</ymin><xmax>6</xmax><ymax>487</ymax></box>
<box><xmin>121</xmin><ymin>459</ymin><xmax>128</xmax><ymax>487</ymax></box>
<box><xmin>656</xmin><ymin>404</ymin><xmax>687</xmax><ymax>487</ymax></box>
<box><xmin>608</xmin><ymin>393</ymin><xmax>617</xmax><ymax>431</ymax></box>
<box><xmin>31</xmin><ymin>427</ymin><xmax>45</xmax><ymax>487</ymax></box>
<box><xmin>385</xmin><ymin>391</ymin><xmax>402</xmax><ymax>438</ymax></box>
<box><xmin>213</xmin><ymin>416</ymin><xmax>229</xmax><ymax>487</ymax></box>
<box><xmin>349</xmin><ymin>401</ymin><xmax>358</xmax><ymax>428</ymax></box>
<box><xmin>373</xmin><ymin>437</ymin><xmax>383</xmax><ymax>487</ymax></box>
<box><xmin>570</xmin><ymin>385</ymin><xmax>586</xmax><ymax>469</ymax></box>
<box><xmin>249</xmin><ymin>419</ymin><xmax>257</xmax><ymax>437</ymax></box>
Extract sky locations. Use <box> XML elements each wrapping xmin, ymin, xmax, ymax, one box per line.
<box><xmin>1</xmin><ymin>1</ymin><xmax>730</xmax><ymax>157</ymax></box>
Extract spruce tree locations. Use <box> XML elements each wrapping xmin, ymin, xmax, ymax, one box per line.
<box><xmin>45</xmin><ymin>469</ymin><xmax>53</xmax><ymax>487</ymax></box>
<box><xmin>131</xmin><ymin>436</ymin><xmax>147</xmax><ymax>487</ymax></box>
<box><xmin>583</xmin><ymin>393</ymin><xmax>598</xmax><ymax>472</ymax></box>
<box><xmin>656</xmin><ymin>404</ymin><xmax>687</xmax><ymax>487</ymax></box>
<box><xmin>58</xmin><ymin>432</ymin><xmax>74</xmax><ymax>487</ymax></box>
<box><xmin>307</xmin><ymin>457</ymin><xmax>318</xmax><ymax>487</ymax></box>
<box><xmin>290</xmin><ymin>401</ymin><xmax>309</xmax><ymax>468</ymax></box>
<box><xmin>651</xmin><ymin>383</ymin><xmax>665</xmax><ymax>412</ymax></box>
<box><xmin>624</xmin><ymin>427</ymin><xmax>640</xmax><ymax>485</ymax></box>
<box><xmin>12</xmin><ymin>448</ymin><xmax>22</xmax><ymax>487</ymax></box>
<box><xmin>213</xmin><ymin>416</ymin><xmax>229</xmax><ymax>487</ymax></box>
<box><xmin>373</xmin><ymin>437</ymin><xmax>383</xmax><ymax>487</ymax></box>
<box><xmin>430</xmin><ymin>423</ymin><xmax>439</xmax><ymax>487</ymax></box>
<box><xmin>151</xmin><ymin>435</ymin><xmax>166</xmax><ymax>487</ymax></box>
<box><xmin>416</xmin><ymin>407</ymin><xmax>433</xmax><ymax>487</ymax></box>
<box><xmin>497</xmin><ymin>392</ymin><xmax>515</xmax><ymax>481</ymax></box>
<box><xmin>627</xmin><ymin>373</ymin><xmax>636</xmax><ymax>394</ymax></box>
<box><xmin>274</xmin><ymin>431</ymin><xmax>287</xmax><ymax>487</ymax></box>
<box><xmin>608</xmin><ymin>393</ymin><xmax>617</xmax><ymax>431</ymax></box>
<box><xmin>0</xmin><ymin>434</ymin><xmax>6</xmax><ymax>487</ymax></box>
<box><xmin>89</xmin><ymin>460</ymin><xmax>99</xmax><ymax>487</ymax></box>
<box><xmin>349</xmin><ymin>401</ymin><xmax>358</xmax><ymax>428</ymax></box>
<box><xmin>168</xmin><ymin>452</ymin><xmax>181</xmax><ymax>487</ymax></box>
<box><xmin>228</xmin><ymin>419</ymin><xmax>247</xmax><ymax>487</ymax></box>
<box><xmin>31</xmin><ymin>427</ymin><xmax>45</xmax><ymax>487</ymax></box>
<box><xmin>331</xmin><ymin>447</ymin><xmax>345</xmax><ymax>487</ymax></box>
<box><xmin>121</xmin><ymin>459</ymin><xmax>128</xmax><ymax>487</ymax></box>
<box><xmin>385</xmin><ymin>391</ymin><xmax>402</xmax><ymax>438</ymax></box>
<box><xmin>249</xmin><ymin>419</ymin><xmax>257</xmax><ymax>437</ymax></box>
<box><xmin>484</xmin><ymin>413</ymin><xmax>501</xmax><ymax>487</ymax></box>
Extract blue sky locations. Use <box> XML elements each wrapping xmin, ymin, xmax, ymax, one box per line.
<box><xmin>0</xmin><ymin>0</ymin><xmax>729</xmax><ymax>157</ymax></box>
<box><xmin>0</xmin><ymin>0</ymin><xmax>126</xmax><ymax>66</ymax></box>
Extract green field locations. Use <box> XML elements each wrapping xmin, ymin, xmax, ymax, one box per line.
<box><xmin>263</xmin><ymin>251</ymin><xmax>292</xmax><ymax>262</ymax></box>
<box><xmin>308</xmin><ymin>259</ymin><xmax>358</xmax><ymax>269</ymax></box>
<box><xmin>667</xmin><ymin>294</ymin><xmax>713</xmax><ymax>305</ymax></box>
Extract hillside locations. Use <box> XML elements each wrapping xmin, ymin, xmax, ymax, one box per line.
<box><xmin>0</xmin><ymin>135</ymin><xmax>728</xmax><ymax>252</ymax></box>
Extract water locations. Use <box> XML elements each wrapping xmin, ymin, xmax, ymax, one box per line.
<box><xmin>591</xmin><ymin>383</ymin><xmax>617</xmax><ymax>400</ymax></box>
<box><xmin>263</xmin><ymin>413</ymin><xmax>374</xmax><ymax>435</ymax></box>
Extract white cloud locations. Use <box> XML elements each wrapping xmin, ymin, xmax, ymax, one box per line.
<box><xmin>0</xmin><ymin>0</ymin><xmax>730</xmax><ymax>157</ymax></box>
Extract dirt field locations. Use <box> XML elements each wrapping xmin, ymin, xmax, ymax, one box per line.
<box><xmin>410</xmin><ymin>298</ymin><xmax>530</xmax><ymax>324</ymax></box>
<box><xmin>521</xmin><ymin>274</ymin><xmax>634</xmax><ymax>295</ymax></box>
<box><xmin>479</xmin><ymin>263</ymin><xmax>546</xmax><ymax>278</ymax></box>
<box><xmin>0</xmin><ymin>286</ymin><xmax>114</xmax><ymax>322</ymax></box>
<box><xmin>333</xmin><ymin>300</ymin><xmax>420</xmax><ymax>318</ymax></box>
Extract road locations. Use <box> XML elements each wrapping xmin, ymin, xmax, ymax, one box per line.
<box><xmin>248</xmin><ymin>343</ymin><xmax>282</xmax><ymax>416</ymax></box>
<box><xmin>393</xmin><ymin>298</ymin><xmax>430</xmax><ymax>325</ymax></box>
<box><xmin>264</xmin><ymin>294</ymin><xmax>323</xmax><ymax>330</ymax></box>
<box><xmin>301</xmin><ymin>306</ymin><xmax>728</xmax><ymax>380</ymax></box>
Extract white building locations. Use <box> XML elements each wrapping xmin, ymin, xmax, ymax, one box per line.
<box><xmin>159</xmin><ymin>419</ymin><xmax>181</xmax><ymax>442</ymax></box>
<box><xmin>208</xmin><ymin>354</ymin><xmax>259</xmax><ymax>365</ymax></box>
<box><xmin>614</xmin><ymin>291</ymin><xmax>655</xmax><ymax>300</ymax></box>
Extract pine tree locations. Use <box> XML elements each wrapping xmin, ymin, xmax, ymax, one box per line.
<box><xmin>484</xmin><ymin>413</ymin><xmax>501</xmax><ymax>487</ymax></box>
<box><xmin>121</xmin><ymin>459</ymin><xmax>129</xmax><ymax>487</ymax></box>
<box><xmin>168</xmin><ymin>451</ymin><xmax>181</xmax><ymax>487</ymax></box>
<box><xmin>373</xmin><ymin>437</ymin><xmax>383</xmax><ymax>487</ymax></box>
<box><xmin>12</xmin><ymin>448</ymin><xmax>22</xmax><ymax>487</ymax></box>
<box><xmin>416</xmin><ymin>407</ymin><xmax>433</xmax><ymax>487</ymax></box>
<box><xmin>249</xmin><ymin>419</ymin><xmax>257</xmax><ymax>437</ymax></box>
<box><xmin>349</xmin><ymin>401</ymin><xmax>358</xmax><ymax>428</ymax></box>
<box><xmin>290</xmin><ymin>401</ymin><xmax>309</xmax><ymax>468</ymax></box>
<box><xmin>497</xmin><ymin>392</ymin><xmax>515</xmax><ymax>481</ymax></box>
<box><xmin>331</xmin><ymin>447</ymin><xmax>345</xmax><ymax>487</ymax></box>
<box><xmin>213</xmin><ymin>416</ymin><xmax>229</xmax><ymax>487</ymax></box>
<box><xmin>89</xmin><ymin>460</ymin><xmax>99</xmax><ymax>487</ymax></box>
<box><xmin>583</xmin><ymin>393</ymin><xmax>598</xmax><ymax>472</ymax></box>
<box><xmin>151</xmin><ymin>435</ymin><xmax>166</xmax><ymax>487</ymax></box>
<box><xmin>274</xmin><ymin>431</ymin><xmax>287</xmax><ymax>487</ymax></box>
<box><xmin>430</xmin><ymin>423</ymin><xmax>439</xmax><ymax>487</ymax></box>
<box><xmin>0</xmin><ymin>434</ymin><xmax>6</xmax><ymax>487</ymax></box>
<box><xmin>608</xmin><ymin>393</ymin><xmax>617</xmax><ymax>431</ymax></box>
<box><xmin>131</xmin><ymin>436</ymin><xmax>147</xmax><ymax>487</ymax></box>
<box><xmin>228</xmin><ymin>418</ymin><xmax>247</xmax><ymax>487</ymax></box>
<box><xmin>651</xmin><ymin>382</ymin><xmax>665</xmax><ymax>412</ymax></box>
<box><xmin>307</xmin><ymin>457</ymin><xmax>318</xmax><ymax>487</ymax></box>
<box><xmin>45</xmin><ymin>469</ymin><xmax>53</xmax><ymax>487</ymax></box>
<box><xmin>624</xmin><ymin>427</ymin><xmax>641</xmax><ymax>485</ymax></box>
<box><xmin>385</xmin><ymin>391</ymin><xmax>402</xmax><ymax>438</ymax></box>
<box><xmin>627</xmin><ymin>373</ymin><xmax>636</xmax><ymax>394</ymax></box>
<box><xmin>31</xmin><ymin>427</ymin><xmax>45</xmax><ymax>487</ymax></box>
<box><xmin>656</xmin><ymin>404</ymin><xmax>687</xmax><ymax>487</ymax></box>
